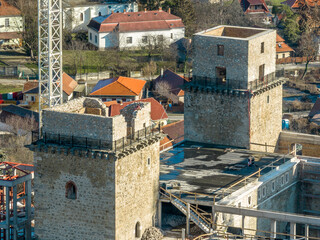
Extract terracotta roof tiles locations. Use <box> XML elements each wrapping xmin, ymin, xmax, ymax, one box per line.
<box><xmin>90</xmin><ymin>76</ymin><xmax>146</xmax><ymax>96</ymax></box>
<box><xmin>0</xmin><ymin>0</ymin><xmax>21</xmax><ymax>16</ymax></box>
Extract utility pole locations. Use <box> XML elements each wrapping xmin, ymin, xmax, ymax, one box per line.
<box><xmin>38</xmin><ymin>0</ymin><xmax>63</xmax><ymax>134</ymax></box>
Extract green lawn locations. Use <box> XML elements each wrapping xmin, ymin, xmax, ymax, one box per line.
<box><xmin>0</xmin><ymin>84</ymin><xmax>23</xmax><ymax>94</ymax></box>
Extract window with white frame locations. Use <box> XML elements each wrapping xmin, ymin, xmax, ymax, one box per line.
<box><xmin>89</xmin><ymin>32</ymin><xmax>92</xmax><ymax>41</ymax></box>
<box><xmin>126</xmin><ymin>37</ymin><xmax>132</xmax><ymax>44</ymax></box>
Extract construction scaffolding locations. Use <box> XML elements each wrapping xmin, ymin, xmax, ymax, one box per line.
<box><xmin>0</xmin><ymin>162</ymin><xmax>33</xmax><ymax>240</ymax></box>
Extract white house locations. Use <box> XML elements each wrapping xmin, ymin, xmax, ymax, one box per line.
<box><xmin>0</xmin><ymin>0</ymin><xmax>23</xmax><ymax>48</ymax></box>
<box><xmin>64</xmin><ymin>1</ymin><xmax>138</xmax><ymax>32</ymax></box>
<box><xmin>87</xmin><ymin>9</ymin><xmax>185</xmax><ymax>50</ymax></box>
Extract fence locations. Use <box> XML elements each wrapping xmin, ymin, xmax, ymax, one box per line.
<box><xmin>0</xmin><ymin>66</ymin><xmax>18</xmax><ymax>77</ymax></box>
<box><xmin>276</xmin><ymin>56</ymin><xmax>316</xmax><ymax>65</ymax></box>
<box><xmin>189</xmin><ymin>71</ymin><xmax>284</xmax><ymax>92</ymax></box>
<box><xmin>32</xmin><ymin>125</ymin><xmax>161</xmax><ymax>152</ymax></box>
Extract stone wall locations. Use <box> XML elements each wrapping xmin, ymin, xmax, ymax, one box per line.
<box><xmin>248</xmin><ymin>30</ymin><xmax>276</xmax><ymax>83</ymax></box>
<box><xmin>277</xmin><ymin>131</ymin><xmax>320</xmax><ymax>157</ymax></box>
<box><xmin>250</xmin><ymin>85</ymin><xmax>282</xmax><ymax>152</ymax></box>
<box><xmin>193</xmin><ymin>34</ymin><xmax>249</xmax><ymax>87</ymax></box>
<box><xmin>115</xmin><ymin>141</ymin><xmax>160</xmax><ymax>239</ymax></box>
<box><xmin>33</xmin><ymin>147</ymin><xmax>116</xmax><ymax>240</ymax></box>
<box><xmin>184</xmin><ymin>90</ymin><xmax>250</xmax><ymax>148</ymax></box>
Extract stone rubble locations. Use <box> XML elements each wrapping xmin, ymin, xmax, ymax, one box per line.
<box><xmin>141</xmin><ymin>227</ymin><xmax>163</xmax><ymax>240</ymax></box>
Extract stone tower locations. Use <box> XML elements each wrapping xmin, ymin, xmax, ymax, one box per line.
<box><xmin>185</xmin><ymin>26</ymin><xmax>284</xmax><ymax>152</ymax></box>
<box><xmin>31</xmin><ymin>98</ymin><xmax>162</xmax><ymax>240</ymax></box>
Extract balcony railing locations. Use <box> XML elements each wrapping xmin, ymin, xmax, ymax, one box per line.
<box><xmin>187</xmin><ymin>70</ymin><xmax>284</xmax><ymax>91</ymax></box>
<box><xmin>32</xmin><ymin>125</ymin><xmax>161</xmax><ymax>153</ymax></box>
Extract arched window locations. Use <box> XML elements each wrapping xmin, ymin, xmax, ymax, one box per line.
<box><xmin>135</xmin><ymin>221</ymin><xmax>141</xmax><ymax>238</ymax></box>
<box><xmin>65</xmin><ymin>181</ymin><xmax>77</xmax><ymax>200</ymax></box>
<box><xmin>80</xmin><ymin>13</ymin><xmax>83</xmax><ymax>21</ymax></box>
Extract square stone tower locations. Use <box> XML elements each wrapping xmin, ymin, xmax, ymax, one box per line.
<box><xmin>31</xmin><ymin>98</ymin><xmax>162</xmax><ymax>240</ymax></box>
<box><xmin>185</xmin><ymin>26</ymin><xmax>284</xmax><ymax>152</ymax></box>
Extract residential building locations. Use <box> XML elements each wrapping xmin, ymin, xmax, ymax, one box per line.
<box><xmin>239</xmin><ymin>0</ymin><xmax>272</xmax><ymax>23</ymax></box>
<box><xmin>185</xmin><ymin>25</ymin><xmax>285</xmax><ymax>152</ymax></box>
<box><xmin>0</xmin><ymin>104</ymin><xmax>39</xmax><ymax>125</ymax></box>
<box><xmin>0</xmin><ymin>0</ymin><xmax>23</xmax><ymax>48</ymax></box>
<box><xmin>87</xmin><ymin>9</ymin><xmax>185</xmax><ymax>50</ymax></box>
<box><xmin>154</xmin><ymin>69</ymin><xmax>189</xmax><ymax>103</ymax></box>
<box><xmin>22</xmin><ymin>73</ymin><xmax>78</xmax><ymax>106</ymax></box>
<box><xmin>30</xmin><ymin>97</ymin><xmax>162</xmax><ymax>239</ymax></box>
<box><xmin>64</xmin><ymin>1</ymin><xmax>138</xmax><ymax>32</ymax></box>
<box><xmin>281</xmin><ymin>0</ymin><xmax>320</xmax><ymax>11</ymax></box>
<box><xmin>160</xmin><ymin>120</ymin><xmax>184</xmax><ymax>151</ymax></box>
<box><xmin>276</xmin><ymin>34</ymin><xmax>294</xmax><ymax>59</ymax></box>
<box><xmin>107</xmin><ymin>97</ymin><xmax>169</xmax><ymax>127</ymax></box>
<box><xmin>90</xmin><ymin>76</ymin><xmax>146</xmax><ymax>102</ymax></box>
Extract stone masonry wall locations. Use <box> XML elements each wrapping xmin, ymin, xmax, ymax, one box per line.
<box><xmin>193</xmin><ymin>34</ymin><xmax>249</xmax><ymax>87</ymax></box>
<box><xmin>248</xmin><ymin>30</ymin><xmax>276</xmax><ymax>83</ymax></box>
<box><xmin>184</xmin><ymin>90</ymin><xmax>250</xmax><ymax>148</ymax></box>
<box><xmin>250</xmin><ymin>85</ymin><xmax>282</xmax><ymax>152</ymax></box>
<box><xmin>43</xmin><ymin>110</ymin><xmax>127</xmax><ymax>142</ymax></box>
<box><xmin>33</xmin><ymin>148</ymin><xmax>116</xmax><ymax>240</ymax></box>
<box><xmin>115</xmin><ymin>141</ymin><xmax>160</xmax><ymax>239</ymax></box>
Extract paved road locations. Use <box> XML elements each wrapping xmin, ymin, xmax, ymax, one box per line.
<box><xmin>277</xmin><ymin>62</ymin><xmax>320</xmax><ymax>71</ymax></box>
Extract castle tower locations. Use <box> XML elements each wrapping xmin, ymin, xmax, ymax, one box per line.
<box><xmin>185</xmin><ymin>26</ymin><xmax>284</xmax><ymax>152</ymax></box>
<box><xmin>31</xmin><ymin>98</ymin><xmax>162</xmax><ymax>239</ymax></box>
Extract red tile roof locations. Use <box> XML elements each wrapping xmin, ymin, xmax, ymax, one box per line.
<box><xmin>309</xmin><ymin>98</ymin><xmax>320</xmax><ymax>118</ymax></box>
<box><xmin>282</xmin><ymin>0</ymin><xmax>320</xmax><ymax>8</ymax></box>
<box><xmin>106</xmin><ymin>97</ymin><xmax>168</xmax><ymax>121</ymax></box>
<box><xmin>22</xmin><ymin>73</ymin><xmax>77</xmax><ymax>96</ymax></box>
<box><xmin>160</xmin><ymin>120</ymin><xmax>184</xmax><ymax>151</ymax></box>
<box><xmin>241</xmin><ymin>0</ymin><xmax>270</xmax><ymax>13</ymax></box>
<box><xmin>23</xmin><ymin>81</ymin><xmax>38</xmax><ymax>93</ymax></box>
<box><xmin>88</xmin><ymin>10</ymin><xmax>184</xmax><ymax>33</ymax></box>
<box><xmin>90</xmin><ymin>76</ymin><xmax>146</xmax><ymax>96</ymax></box>
<box><xmin>276</xmin><ymin>34</ymin><xmax>285</xmax><ymax>42</ymax></box>
<box><xmin>0</xmin><ymin>32</ymin><xmax>21</xmax><ymax>40</ymax></box>
<box><xmin>62</xmin><ymin>73</ymin><xmax>78</xmax><ymax>96</ymax></box>
<box><xmin>0</xmin><ymin>0</ymin><xmax>21</xmax><ymax>16</ymax></box>
<box><xmin>276</xmin><ymin>42</ymin><xmax>294</xmax><ymax>53</ymax></box>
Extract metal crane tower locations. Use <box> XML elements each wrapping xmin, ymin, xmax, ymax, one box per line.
<box><xmin>38</xmin><ymin>0</ymin><xmax>63</xmax><ymax>121</ymax></box>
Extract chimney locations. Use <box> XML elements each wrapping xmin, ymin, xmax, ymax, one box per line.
<box><xmin>124</xmin><ymin>9</ymin><xmax>126</xmax><ymax>13</ymax></box>
<box><xmin>168</xmin><ymin>8</ymin><xmax>171</xmax><ymax>14</ymax></box>
<box><xmin>144</xmin><ymin>8</ymin><xmax>147</xmax><ymax>12</ymax></box>
<box><xmin>159</xmin><ymin>7</ymin><xmax>162</xmax><ymax>11</ymax></box>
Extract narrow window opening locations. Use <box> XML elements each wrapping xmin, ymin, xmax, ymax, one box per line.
<box><xmin>80</xmin><ymin>13</ymin><xmax>83</xmax><ymax>21</ymax></box>
<box><xmin>148</xmin><ymin>157</ymin><xmax>151</xmax><ymax>165</ymax></box>
<box><xmin>267</xmin><ymin>95</ymin><xmax>269</xmax><ymax>103</ymax></box>
<box><xmin>272</xmin><ymin>181</ymin><xmax>275</xmax><ymax>192</ymax></box>
<box><xmin>65</xmin><ymin>181</ymin><xmax>77</xmax><ymax>200</ymax></box>
<box><xmin>135</xmin><ymin>222</ymin><xmax>141</xmax><ymax>238</ymax></box>
<box><xmin>262</xmin><ymin>186</ymin><xmax>266</xmax><ymax>197</ymax></box>
<box><xmin>261</xmin><ymin>42</ymin><xmax>264</xmax><ymax>53</ymax></box>
<box><xmin>99</xmin><ymin>12</ymin><xmax>101</xmax><ymax>16</ymax></box>
<box><xmin>248</xmin><ymin>196</ymin><xmax>251</xmax><ymax>206</ymax></box>
<box><xmin>217</xmin><ymin>45</ymin><xmax>224</xmax><ymax>56</ymax></box>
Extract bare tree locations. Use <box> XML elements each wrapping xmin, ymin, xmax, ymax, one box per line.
<box><xmin>142</xmin><ymin>61</ymin><xmax>157</xmax><ymax>81</ymax></box>
<box><xmin>155</xmin><ymin>81</ymin><xmax>178</xmax><ymax>103</ymax></box>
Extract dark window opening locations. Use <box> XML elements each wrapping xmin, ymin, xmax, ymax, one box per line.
<box><xmin>99</xmin><ymin>12</ymin><xmax>101</xmax><ymax>16</ymax></box>
<box><xmin>267</xmin><ymin>95</ymin><xmax>269</xmax><ymax>103</ymax></box>
<box><xmin>127</xmin><ymin>37</ymin><xmax>132</xmax><ymax>44</ymax></box>
<box><xmin>259</xmin><ymin>64</ymin><xmax>265</xmax><ymax>81</ymax></box>
<box><xmin>261</xmin><ymin>42</ymin><xmax>264</xmax><ymax>53</ymax></box>
<box><xmin>135</xmin><ymin>222</ymin><xmax>141</xmax><ymax>238</ymax></box>
<box><xmin>217</xmin><ymin>45</ymin><xmax>224</xmax><ymax>56</ymax></box>
<box><xmin>65</xmin><ymin>181</ymin><xmax>77</xmax><ymax>200</ymax></box>
<box><xmin>95</xmin><ymin>35</ymin><xmax>98</xmax><ymax>44</ymax></box>
<box><xmin>216</xmin><ymin>67</ymin><xmax>226</xmax><ymax>85</ymax></box>
<box><xmin>80</xmin><ymin>13</ymin><xmax>83</xmax><ymax>21</ymax></box>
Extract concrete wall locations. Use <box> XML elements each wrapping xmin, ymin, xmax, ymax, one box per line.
<box><xmin>250</xmin><ymin>85</ymin><xmax>282</xmax><ymax>152</ymax></box>
<box><xmin>277</xmin><ymin>131</ymin><xmax>320</xmax><ymax>157</ymax></box>
<box><xmin>184</xmin><ymin>90</ymin><xmax>250</xmax><ymax>148</ymax></box>
<box><xmin>218</xmin><ymin>158</ymin><xmax>300</xmax><ymax>236</ymax></box>
<box><xmin>115</xmin><ymin>142</ymin><xmax>160</xmax><ymax>239</ymax></box>
<box><xmin>34</xmin><ymin>149</ymin><xmax>116</xmax><ymax>240</ymax></box>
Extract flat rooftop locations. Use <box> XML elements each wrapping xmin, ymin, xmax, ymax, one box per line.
<box><xmin>160</xmin><ymin>142</ymin><xmax>292</xmax><ymax>199</ymax></box>
<box><xmin>197</xmin><ymin>25</ymin><xmax>272</xmax><ymax>40</ymax></box>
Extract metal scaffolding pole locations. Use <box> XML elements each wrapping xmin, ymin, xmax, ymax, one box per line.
<box><xmin>38</xmin><ymin>0</ymin><xmax>63</xmax><ymax>133</ymax></box>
